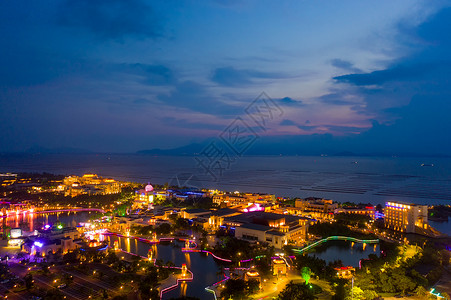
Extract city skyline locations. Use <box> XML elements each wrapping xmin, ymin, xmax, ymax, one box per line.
<box><xmin>1</xmin><ymin>1</ymin><xmax>451</xmax><ymax>155</ymax></box>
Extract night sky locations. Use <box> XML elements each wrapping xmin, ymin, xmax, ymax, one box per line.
<box><xmin>1</xmin><ymin>1</ymin><xmax>451</xmax><ymax>155</ymax></box>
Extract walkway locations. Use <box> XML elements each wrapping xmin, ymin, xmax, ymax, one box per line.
<box><xmin>292</xmin><ymin>236</ymin><xmax>379</xmax><ymax>254</ymax></box>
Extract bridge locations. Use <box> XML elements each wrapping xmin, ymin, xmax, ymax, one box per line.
<box><xmin>0</xmin><ymin>207</ymin><xmax>106</xmax><ymax>218</ymax></box>
<box><xmin>33</xmin><ymin>208</ymin><xmax>106</xmax><ymax>214</ymax></box>
<box><xmin>292</xmin><ymin>236</ymin><xmax>379</xmax><ymax>254</ymax></box>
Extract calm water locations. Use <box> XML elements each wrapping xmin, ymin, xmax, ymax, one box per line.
<box><xmin>105</xmin><ymin>236</ymin><xmax>221</xmax><ymax>300</ymax></box>
<box><xmin>429</xmin><ymin>218</ymin><xmax>451</xmax><ymax>235</ymax></box>
<box><xmin>1</xmin><ymin>153</ymin><xmax>451</xmax><ymax>205</ymax></box>
<box><xmin>307</xmin><ymin>240</ymin><xmax>380</xmax><ymax>267</ymax></box>
<box><xmin>3</xmin><ymin>211</ymin><xmax>94</xmax><ymax>233</ymax></box>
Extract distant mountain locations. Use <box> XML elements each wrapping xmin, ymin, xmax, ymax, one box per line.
<box><xmin>136</xmin><ymin>136</ymin><xmax>451</xmax><ymax>157</ymax></box>
<box><xmin>25</xmin><ymin>145</ymin><xmax>93</xmax><ymax>154</ymax></box>
<box><xmin>137</xmin><ymin>143</ymin><xmax>205</xmax><ymax>156</ymax></box>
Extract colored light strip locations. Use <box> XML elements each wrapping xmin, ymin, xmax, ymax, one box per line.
<box><xmin>159</xmin><ymin>268</ymin><xmax>194</xmax><ymax>298</ymax></box>
<box><xmin>205</xmin><ymin>287</ymin><xmax>218</xmax><ymax>300</ymax></box>
<box><xmin>292</xmin><ymin>236</ymin><xmax>379</xmax><ymax>254</ymax></box>
<box><xmin>205</xmin><ymin>274</ymin><xmax>230</xmax><ymax>300</ymax></box>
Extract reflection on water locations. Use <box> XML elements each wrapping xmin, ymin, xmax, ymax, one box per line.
<box><xmin>106</xmin><ymin>236</ymin><xmax>220</xmax><ymax>300</ymax></box>
<box><xmin>307</xmin><ymin>240</ymin><xmax>380</xmax><ymax>267</ymax></box>
<box><xmin>2</xmin><ymin>211</ymin><xmax>93</xmax><ymax>234</ymax></box>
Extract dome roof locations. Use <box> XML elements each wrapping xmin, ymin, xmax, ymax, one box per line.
<box><xmin>145</xmin><ymin>184</ymin><xmax>154</xmax><ymax>192</ymax></box>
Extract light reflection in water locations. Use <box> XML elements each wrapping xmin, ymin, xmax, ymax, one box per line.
<box><xmin>184</xmin><ymin>252</ymin><xmax>191</xmax><ymax>269</ymax></box>
<box><xmin>125</xmin><ymin>236</ymin><xmax>131</xmax><ymax>253</ymax></box>
<box><xmin>3</xmin><ymin>211</ymin><xmax>92</xmax><ymax>234</ymax></box>
<box><xmin>180</xmin><ymin>281</ymin><xmax>187</xmax><ymax>296</ymax></box>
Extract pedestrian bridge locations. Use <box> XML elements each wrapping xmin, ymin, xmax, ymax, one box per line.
<box><xmin>292</xmin><ymin>235</ymin><xmax>379</xmax><ymax>254</ymax></box>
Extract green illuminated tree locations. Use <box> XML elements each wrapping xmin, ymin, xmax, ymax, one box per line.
<box><xmin>301</xmin><ymin>266</ymin><xmax>312</xmax><ymax>285</ymax></box>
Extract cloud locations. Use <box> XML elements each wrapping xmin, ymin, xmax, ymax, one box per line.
<box><xmin>333</xmin><ymin>62</ymin><xmax>441</xmax><ymax>86</ymax></box>
<box><xmin>116</xmin><ymin>63</ymin><xmax>175</xmax><ymax>85</ymax></box>
<box><xmin>280</xmin><ymin>119</ymin><xmax>296</xmax><ymax>126</ymax></box>
<box><xmin>330</xmin><ymin>6</ymin><xmax>451</xmax><ymax>154</ymax></box>
<box><xmin>157</xmin><ymin>81</ymin><xmax>241</xmax><ymax>116</ymax></box>
<box><xmin>211</xmin><ymin>66</ymin><xmax>289</xmax><ymax>86</ymax></box>
<box><xmin>57</xmin><ymin>0</ymin><xmax>161</xmax><ymax>40</ymax></box>
<box><xmin>330</xmin><ymin>58</ymin><xmax>362</xmax><ymax>73</ymax></box>
<box><xmin>279</xmin><ymin>119</ymin><xmax>318</xmax><ymax>131</ymax></box>
<box><xmin>278</xmin><ymin>97</ymin><xmax>303</xmax><ymax>106</ymax></box>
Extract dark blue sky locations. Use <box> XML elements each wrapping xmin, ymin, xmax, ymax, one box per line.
<box><xmin>1</xmin><ymin>1</ymin><xmax>450</xmax><ymax>154</ymax></box>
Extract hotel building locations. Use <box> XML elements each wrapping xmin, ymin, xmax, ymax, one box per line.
<box><xmin>384</xmin><ymin>201</ymin><xmax>428</xmax><ymax>233</ymax></box>
<box><xmin>212</xmin><ymin>192</ymin><xmax>275</xmax><ymax>207</ymax></box>
<box><xmin>63</xmin><ymin>174</ymin><xmax>122</xmax><ymax>197</ymax></box>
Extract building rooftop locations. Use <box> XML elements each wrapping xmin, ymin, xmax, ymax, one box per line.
<box><xmin>183</xmin><ymin>208</ymin><xmax>211</xmax><ymax>214</ymax></box>
<box><xmin>237</xmin><ymin>223</ymin><xmax>271</xmax><ymax>232</ymax></box>
<box><xmin>210</xmin><ymin>208</ymin><xmax>240</xmax><ymax>217</ymax></box>
<box><xmin>266</xmin><ymin>230</ymin><xmax>286</xmax><ymax>237</ymax></box>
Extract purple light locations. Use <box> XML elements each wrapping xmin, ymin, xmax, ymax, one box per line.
<box><xmin>243</xmin><ymin>203</ymin><xmax>264</xmax><ymax>213</ymax></box>
<box><xmin>34</xmin><ymin>241</ymin><xmax>43</xmax><ymax>248</ymax></box>
<box><xmin>44</xmin><ymin>224</ymin><xmax>51</xmax><ymax>229</ymax></box>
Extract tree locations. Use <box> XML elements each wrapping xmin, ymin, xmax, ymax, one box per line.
<box><xmin>415</xmin><ymin>285</ymin><xmax>428</xmax><ymax>297</ymax></box>
<box><xmin>247</xmin><ymin>279</ymin><xmax>260</xmax><ymax>294</ymax></box>
<box><xmin>345</xmin><ymin>286</ymin><xmax>365</xmax><ymax>300</ymax></box>
<box><xmin>138</xmin><ymin>269</ymin><xmax>159</xmax><ymax>299</ymax></box>
<box><xmin>301</xmin><ymin>267</ymin><xmax>312</xmax><ymax>285</ymax></box>
<box><xmin>391</xmin><ymin>268</ymin><xmax>416</xmax><ymax>294</ymax></box>
<box><xmin>156</xmin><ymin>223</ymin><xmax>172</xmax><ymax>235</ymax></box>
<box><xmin>277</xmin><ymin>281</ymin><xmax>315</xmax><ymax>300</ymax></box>
<box><xmin>220</xmin><ymin>279</ymin><xmax>247</xmax><ymax>300</ymax></box>
<box><xmin>333</xmin><ymin>281</ymin><xmax>346</xmax><ymax>300</ymax></box>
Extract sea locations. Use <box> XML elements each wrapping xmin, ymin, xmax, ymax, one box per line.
<box><xmin>1</xmin><ymin>153</ymin><xmax>450</xmax><ymax>207</ymax></box>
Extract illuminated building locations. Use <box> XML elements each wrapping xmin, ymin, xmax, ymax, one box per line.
<box><xmin>63</xmin><ymin>174</ymin><xmax>121</xmax><ymax>197</ymax></box>
<box><xmin>213</xmin><ymin>192</ymin><xmax>275</xmax><ymax>207</ymax></box>
<box><xmin>208</xmin><ymin>208</ymin><xmax>241</xmax><ymax>230</ymax></box>
<box><xmin>228</xmin><ymin>212</ymin><xmax>310</xmax><ymax>248</ymax></box>
<box><xmin>133</xmin><ymin>184</ymin><xmax>154</xmax><ymax>209</ymax></box>
<box><xmin>384</xmin><ymin>201</ymin><xmax>428</xmax><ymax>233</ymax></box>
<box><xmin>22</xmin><ymin>238</ymin><xmax>80</xmax><ymax>256</ymax></box>
<box><xmin>272</xmin><ymin>258</ymin><xmax>287</xmax><ymax>275</ymax></box>
<box><xmin>295</xmin><ymin>198</ymin><xmax>338</xmax><ymax>214</ymax></box>
<box><xmin>244</xmin><ymin>269</ymin><xmax>261</xmax><ymax>284</ymax></box>
<box><xmin>334</xmin><ymin>206</ymin><xmax>375</xmax><ymax>219</ymax></box>
<box><xmin>334</xmin><ymin>266</ymin><xmax>355</xmax><ymax>279</ymax></box>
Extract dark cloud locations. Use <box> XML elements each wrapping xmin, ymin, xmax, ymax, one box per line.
<box><xmin>211</xmin><ymin>67</ymin><xmax>288</xmax><ymax>86</ymax></box>
<box><xmin>333</xmin><ymin>62</ymin><xmax>441</xmax><ymax>86</ymax></box>
<box><xmin>279</xmin><ymin>119</ymin><xmax>318</xmax><ymax>131</ymax></box>
<box><xmin>347</xmin><ymin>95</ymin><xmax>451</xmax><ymax>153</ymax></box>
<box><xmin>116</xmin><ymin>63</ymin><xmax>175</xmax><ymax>85</ymax></box>
<box><xmin>57</xmin><ymin>0</ymin><xmax>161</xmax><ymax>40</ymax></box>
<box><xmin>278</xmin><ymin>97</ymin><xmax>303</xmax><ymax>106</ymax></box>
<box><xmin>280</xmin><ymin>119</ymin><xmax>296</xmax><ymax>126</ymax></box>
<box><xmin>330</xmin><ymin>58</ymin><xmax>362</xmax><ymax>73</ymax></box>
<box><xmin>330</xmin><ymin>7</ymin><xmax>451</xmax><ymax>154</ymax></box>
